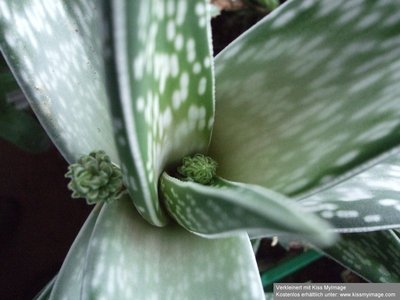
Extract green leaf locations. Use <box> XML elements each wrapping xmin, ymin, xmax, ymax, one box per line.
<box><xmin>0</xmin><ymin>107</ymin><xmax>50</xmax><ymax>153</ymax></box>
<box><xmin>160</xmin><ymin>173</ymin><xmax>336</xmax><ymax>247</ymax></box>
<box><xmin>0</xmin><ymin>71</ymin><xmax>19</xmax><ymax>103</ymax></box>
<box><xmin>210</xmin><ymin>0</ymin><xmax>400</xmax><ymax>197</ymax></box>
<box><xmin>0</xmin><ymin>71</ymin><xmax>50</xmax><ymax>152</ymax></box>
<box><xmin>104</xmin><ymin>0</ymin><xmax>215</xmax><ymax>226</ymax></box>
<box><xmin>299</xmin><ymin>151</ymin><xmax>400</xmax><ymax>231</ymax></box>
<box><xmin>81</xmin><ymin>196</ymin><xmax>265</xmax><ymax>300</ymax></box>
<box><xmin>49</xmin><ymin>204</ymin><xmax>102</xmax><ymax>300</ymax></box>
<box><xmin>0</xmin><ymin>0</ymin><xmax>118</xmax><ymax>163</ymax></box>
<box><xmin>322</xmin><ymin>230</ymin><xmax>400</xmax><ymax>282</ymax></box>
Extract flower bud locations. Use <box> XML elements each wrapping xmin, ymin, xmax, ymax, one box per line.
<box><xmin>65</xmin><ymin>151</ymin><xmax>125</xmax><ymax>204</ymax></box>
<box><xmin>178</xmin><ymin>154</ymin><xmax>217</xmax><ymax>185</ymax></box>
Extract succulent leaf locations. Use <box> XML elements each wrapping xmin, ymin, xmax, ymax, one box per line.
<box><xmin>80</xmin><ymin>196</ymin><xmax>264</xmax><ymax>300</ymax></box>
<box><xmin>299</xmin><ymin>151</ymin><xmax>400</xmax><ymax>231</ymax></box>
<box><xmin>160</xmin><ymin>173</ymin><xmax>336</xmax><ymax>247</ymax></box>
<box><xmin>4</xmin><ymin>0</ymin><xmax>400</xmax><ymax>293</ymax></box>
<box><xmin>104</xmin><ymin>0</ymin><xmax>215</xmax><ymax>226</ymax></box>
<box><xmin>0</xmin><ymin>0</ymin><xmax>119</xmax><ymax>163</ymax></box>
<box><xmin>322</xmin><ymin>230</ymin><xmax>400</xmax><ymax>282</ymax></box>
<box><xmin>210</xmin><ymin>0</ymin><xmax>400</xmax><ymax>197</ymax></box>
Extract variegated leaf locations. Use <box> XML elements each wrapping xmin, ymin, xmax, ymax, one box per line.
<box><xmin>322</xmin><ymin>230</ymin><xmax>400</xmax><ymax>282</ymax></box>
<box><xmin>210</xmin><ymin>0</ymin><xmax>400</xmax><ymax>198</ymax></box>
<box><xmin>160</xmin><ymin>173</ymin><xmax>336</xmax><ymax>247</ymax></box>
<box><xmin>104</xmin><ymin>0</ymin><xmax>215</xmax><ymax>225</ymax></box>
<box><xmin>0</xmin><ymin>0</ymin><xmax>118</xmax><ymax>163</ymax></box>
<box><xmin>300</xmin><ymin>151</ymin><xmax>400</xmax><ymax>231</ymax></box>
<box><xmin>81</xmin><ymin>196</ymin><xmax>265</xmax><ymax>300</ymax></box>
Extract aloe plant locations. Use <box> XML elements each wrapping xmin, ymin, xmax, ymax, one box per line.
<box><xmin>1</xmin><ymin>0</ymin><xmax>400</xmax><ymax>299</ymax></box>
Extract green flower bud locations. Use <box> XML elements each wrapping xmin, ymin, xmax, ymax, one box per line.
<box><xmin>65</xmin><ymin>151</ymin><xmax>126</xmax><ymax>204</ymax></box>
<box><xmin>177</xmin><ymin>154</ymin><xmax>217</xmax><ymax>185</ymax></box>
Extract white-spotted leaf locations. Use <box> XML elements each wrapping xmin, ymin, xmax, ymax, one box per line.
<box><xmin>48</xmin><ymin>204</ymin><xmax>102</xmax><ymax>300</ymax></box>
<box><xmin>210</xmin><ymin>0</ymin><xmax>400</xmax><ymax>197</ymax></box>
<box><xmin>160</xmin><ymin>173</ymin><xmax>336</xmax><ymax>247</ymax></box>
<box><xmin>299</xmin><ymin>151</ymin><xmax>400</xmax><ymax>232</ymax></box>
<box><xmin>0</xmin><ymin>0</ymin><xmax>119</xmax><ymax>164</ymax></box>
<box><xmin>322</xmin><ymin>230</ymin><xmax>400</xmax><ymax>282</ymax></box>
<box><xmin>81</xmin><ymin>196</ymin><xmax>264</xmax><ymax>300</ymax></box>
<box><xmin>104</xmin><ymin>0</ymin><xmax>215</xmax><ymax>226</ymax></box>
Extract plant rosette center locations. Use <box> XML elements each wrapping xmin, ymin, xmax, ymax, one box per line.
<box><xmin>177</xmin><ymin>153</ymin><xmax>218</xmax><ymax>185</ymax></box>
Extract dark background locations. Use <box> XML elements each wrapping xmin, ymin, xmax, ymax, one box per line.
<box><xmin>0</xmin><ymin>140</ymin><xmax>90</xmax><ymax>299</ymax></box>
